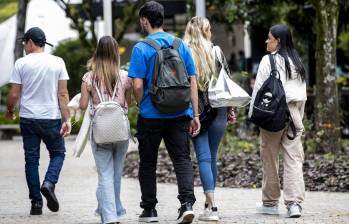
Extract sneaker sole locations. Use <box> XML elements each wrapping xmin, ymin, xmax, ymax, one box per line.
<box><xmin>30</xmin><ymin>209</ymin><xmax>42</xmax><ymax>215</ymax></box>
<box><xmin>289</xmin><ymin>212</ymin><xmax>301</xmax><ymax>218</ymax></box>
<box><xmin>256</xmin><ymin>210</ymin><xmax>279</xmax><ymax>215</ymax></box>
<box><xmin>40</xmin><ymin>187</ymin><xmax>59</xmax><ymax>212</ymax></box>
<box><xmin>290</xmin><ymin>214</ymin><xmax>301</xmax><ymax>218</ymax></box>
<box><xmin>198</xmin><ymin>215</ymin><xmax>219</xmax><ymax>221</ymax></box>
<box><xmin>177</xmin><ymin>211</ymin><xmax>195</xmax><ymax>224</ymax></box>
<box><xmin>138</xmin><ymin>217</ymin><xmax>159</xmax><ymax>223</ymax></box>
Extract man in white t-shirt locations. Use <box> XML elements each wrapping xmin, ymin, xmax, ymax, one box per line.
<box><xmin>6</xmin><ymin>27</ymin><xmax>71</xmax><ymax>216</ymax></box>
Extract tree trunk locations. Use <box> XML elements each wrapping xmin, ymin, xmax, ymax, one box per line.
<box><xmin>14</xmin><ymin>0</ymin><xmax>28</xmax><ymax>60</ymax></box>
<box><xmin>313</xmin><ymin>0</ymin><xmax>341</xmax><ymax>152</ymax></box>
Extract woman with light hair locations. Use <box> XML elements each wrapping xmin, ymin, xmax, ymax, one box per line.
<box><xmin>183</xmin><ymin>16</ymin><xmax>236</xmax><ymax>221</ymax></box>
<box><xmin>79</xmin><ymin>36</ymin><xmax>132</xmax><ymax>224</ymax></box>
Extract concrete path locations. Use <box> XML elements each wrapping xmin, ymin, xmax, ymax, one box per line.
<box><xmin>0</xmin><ymin>138</ymin><xmax>348</xmax><ymax>224</ymax></box>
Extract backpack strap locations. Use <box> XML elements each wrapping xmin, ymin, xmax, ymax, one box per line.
<box><xmin>268</xmin><ymin>54</ymin><xmax>276</xmax><ymax>73</ymax></box>
<box><xmin>142</xmin><ymin>38</ymin><xmax>161</xmax><ymax>51</ymax></box>
<box><xmin>214</xmin><ymin>45</ymin><xmax>223</xmax><ymax>65</ymax></box>
<box><xmin>268</xmin><ymin>54</ymin><xmax>296</xmax><ymax>140</ymax></box>
<box><xmin>286</xmin><ymin>108</ymin><xmax>297</xmax><ymax>140</ymax></box>
<box><xmin>110</xmin><ymin>78</ymin><xmax>119</xmax><ymax>101</ymax></box>
<box><xmin>268</xmin><ymin>54</ymin><xmax>280</xmax><ymax>78</ymax></box>
<box><xmin>172</xmin><ymin>37</ymin><xmax>182</xmax><ymax>50</ymax></box>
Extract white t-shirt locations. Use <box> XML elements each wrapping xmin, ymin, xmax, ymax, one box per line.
<box><xmin>10</xmin><ymin>52</ymin><xmax>69</xmax><ymax>119</ymax></box>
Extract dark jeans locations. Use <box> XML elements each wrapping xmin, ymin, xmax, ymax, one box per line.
<box><xmin>20</xmin><ymin>118</ymin><xmax>66</xmax><ymax>204</ymax></box>
<box><xmin>136</xmin><ymin>115</ymin><xmax>196</xmax><ymax>209</ymax></box>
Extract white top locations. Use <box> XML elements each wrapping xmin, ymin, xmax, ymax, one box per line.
<box><xmin>10</xmin><ymin>52</ymin><xmax>69</xmax><ymax>119</ymax></box>
<box><xmin>248</xmin><ymin>53</ymin><xmax>307</xmax><ymax>118</ymax></box>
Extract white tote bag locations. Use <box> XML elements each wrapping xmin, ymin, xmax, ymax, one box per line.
<box><xmin>67</xmin><ymin>93</ymin><xmax>91</xmax><ymax>158</ymax></box>
<box><xmin>208</xmin><ymin>46</ymin><xmax>251</xmax><ymax>108</ymax></box>
<box><xmin>73</xmin><ymin>109</ymin><xmax>91</xmax><ymax>157</ymax></box>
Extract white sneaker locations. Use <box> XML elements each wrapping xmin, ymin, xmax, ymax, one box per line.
<box><xmin>287</xmin><ymin>203</ymin><xmax>302</xmax><ymax>218</ymax></box>
<box><xmin>256</xmin><ymin>202</ymin><xmax>279</xmax><ymax>215</ymax></box>
<box><xmin>198</xmin><ymin>207</ymin><xmax>219</xmax><ymax>221</ymax></box>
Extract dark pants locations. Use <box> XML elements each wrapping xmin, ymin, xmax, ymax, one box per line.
<box><xmin>20</xmin><ymin>118</ymin><xmax>66</xmax><ymax>204</ymax></box>
<box><xmin>136</xmin><ymin>115</ymin><xmax>196</xmax><ymax>209</ymax></box>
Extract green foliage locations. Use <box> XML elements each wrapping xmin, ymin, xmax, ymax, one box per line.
<box><xmin>127</xmin><ymin>101</ymin><xmax>138</xmax><ymax>134</ymax></box>
<box><xmin>323</xmin><ymin>152</ymin><xmax>335</xmax><ymax>161</ymax></box>
<box><xmin>220</xmin><ymin>107</ymin><xmax>259</xmax><ymax>155</ymax></box>
<box><xmin>338</xmin><ymin>27</ymin><xmax>349</xmax><ymax>58</ymax></box>
<box><xmin>0</xmin><ymin>85</ymin><xmax>10</xmax><ymax>106</ymax></box>
<box><xmin>53</xmin><ymin>39</ymin><xmax>92</xmax><ymax>97</ymax></box>
<box><xmin>71</xmin><ymin>115</ymin><xmax>83</xmax><ymax>135</ymax></box>
<box><xmin>0</xmin><ymin>0</ymin><xmax>17</xmax><ymax>23</ymax></box>
<box><xmin>205</xmin><ymin>0</ymin><xmax>299</xmax><ymax>30</ymax></box>
<box><xmin>0</xmin><ymin>112</ymin><xmax>19</xmax><ymax>124</ymax></box>
<box><xmin>303</xmin><ymin>116</ymin><xmax>317</xmax><ymax>153</ymax></box>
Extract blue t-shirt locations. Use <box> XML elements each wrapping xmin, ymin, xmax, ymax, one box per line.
<box><xmin>128</xmin><ymin>32</ymin><xmax>196</xmax><ymax>119</ymax></box>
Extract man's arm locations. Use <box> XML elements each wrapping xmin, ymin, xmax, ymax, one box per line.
<box><xmin>189</xmin><ymin>76</ymin><xmax>201</xmax><ymax>137</ymax></box>
<box><xmin>58</xmin><ymin>80</ymin><xmax>71</xmax><ymax>137</ymax></box>
<box><xmin>6</xmin><ymin>84</ymin><xmax>21</xmax><ymax>119</ymax></box>
<box><xmin>133</xmin><ymin>78</ymin><xmax>144</xmax><ymax>106</ymax></box>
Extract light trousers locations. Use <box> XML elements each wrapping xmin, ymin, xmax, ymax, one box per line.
<box><xmin>260</xmin><ymin>101</ymin><xmax>306</xmax><ymax>206</ymax></box>
<box><xmin>91</xmin><ymin>140</ymin><xmax>128</xmax><ymax>224</ymax></box>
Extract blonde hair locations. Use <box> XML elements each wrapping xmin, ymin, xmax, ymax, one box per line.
<box><xmin>87</xmin><ymin>36</ymin><xmax>120</xmax><ymax>96</ymax></box>
<box><xmin>183</xmin><ymin>16</ymin><xmax>216</xmax><ymax>91</ymax></box>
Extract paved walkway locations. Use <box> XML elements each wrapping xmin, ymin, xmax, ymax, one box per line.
<box><xmin>0</xmin><ymin>138</ymin><xmax>348</xmax><ymax>224</ymax></box>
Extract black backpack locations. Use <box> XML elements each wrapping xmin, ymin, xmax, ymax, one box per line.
<box><xmin>142</xmin><ymin>37</ymin><xmax>191</xmax><ymax>113</ymax></box>
<box><xmin>250</xmin><ymin>54</ymin><xmax>296</xmax><ymax>140</ymax></box>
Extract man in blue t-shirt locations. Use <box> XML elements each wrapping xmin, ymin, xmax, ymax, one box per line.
<box><xmin>128</xmin><ymin>1</ymin><xmax>200</xmax><ymax>223</ymax></box>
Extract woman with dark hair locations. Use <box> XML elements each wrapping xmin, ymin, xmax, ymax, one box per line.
<box><xmin>248</xmin><ymin>25</ymin><xmax>307</xmax><ymax>218</ymax></box>
<box><xmin>79</xmin><ymin>36</ymin><xmax>132</xmax><ymax>224</ymax></box>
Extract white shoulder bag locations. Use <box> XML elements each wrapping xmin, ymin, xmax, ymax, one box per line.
<box><xmin>208</xmin><ymin>46</ymin><xmax>251</xmax><ymax>108</ymax></box>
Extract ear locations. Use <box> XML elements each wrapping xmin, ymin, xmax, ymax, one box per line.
<box><xmin>140</xmin><ymin>17</ymin><xmax>148</xmax><ymax>26</ymax></box>
<box><xmin>143</xmin><ymin>18</ymin><xmax>150</xmax><ymax>27</ymax></box>
<box><xmin>27</xmin><ymin>39</ymin><xmax>34</xmax><ymax>48</ymax></box>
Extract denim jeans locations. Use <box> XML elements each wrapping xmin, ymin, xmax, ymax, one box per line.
<box><xmin>192</xmin><ymin>108</ymin><xmax>227</xmax><ymax>193</ymax></box>
<box><xmin>136</xmin><ymin>115</ymin><xmax>196</xmax><ymax>209</ymax></box>
<box><xmin>91</xmin><ymin>139</ymin><xmax>128</xmax><ymax>224</ymax></box>
<box><xmin>19</xmin><ymin>118</ymin><xmax>66</xmax><ymax>204</ymax></box>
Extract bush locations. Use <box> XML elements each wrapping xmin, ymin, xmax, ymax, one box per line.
<box><xmin>0</xmin><ymin>112</ymin><xmax>19</xmax><ymax>124</ymax></box>
<box><xmin>53</xmin><ymin>39</ymin><xmax>92</xmax><ymax>97</ymax></box>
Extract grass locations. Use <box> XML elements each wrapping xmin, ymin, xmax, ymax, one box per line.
<box><xmin>0</xmin><ymin>0</ymin><xmax>17</xmax><ymax>23</ymax></box>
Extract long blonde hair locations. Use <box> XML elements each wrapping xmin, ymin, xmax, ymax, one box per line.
<box><xmin>183</xmin><ymin>16</ymin><xmax>216</xmax><ymax>91</ymax></box>
<box><xmin>87</xmin><ymin>36</ymin><xmax>120</xmax><ymax>96</ymax></box>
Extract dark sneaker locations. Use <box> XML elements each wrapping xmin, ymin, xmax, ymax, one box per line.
<box><xmin>30</xmin><ymin>201</ymin><xmax>43</xmax><ymax>215</ymax></box>
<box><xmin>40</xmin><ymin>181</ymin><xmax>59</xmax><ymax>212</ymax></box>
<box><xmin>138</xmin><ymin>208</ymin><xmax>158</xmax><ymax>223</ymax></box>
<box><xmin>177</xmin><ymin>202</ymin><xmax>195</xmax><ymax>224</ymax></box>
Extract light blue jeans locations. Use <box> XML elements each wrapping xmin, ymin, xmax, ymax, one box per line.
<box><xmin>192</xmin><ymin>107</ymin><xmax>227</xmax><ymax>193</ymax></box>
<box><xmin>91</xmin><ymin>139</ymin><xmax>128</xmax><ymax>224</ymax></box>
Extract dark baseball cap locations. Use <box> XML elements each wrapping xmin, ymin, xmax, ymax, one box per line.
<box><xmin>19</xmin><ymin>27</ymin><xmax>53</xmax><ymax>47</ymax></box>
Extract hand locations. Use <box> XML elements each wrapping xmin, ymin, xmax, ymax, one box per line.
<box><xmin>227</xmin><ymin>109</ymin><xmax>237</xmax><ymax>124</ymax></box>
<box><xmin>189</xmin><ymin>117</ymin><xmax>201</xmax><ymax>137</ymax></box>
<box><xmin>60</xmin><ymin>121</ymin><xmax>71</xmax><ymax>137</ymax></box>
<box><xmin>5</xmin><ymin>111</ymin><xmax>16</xmax><ymax>120</ymax></box>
